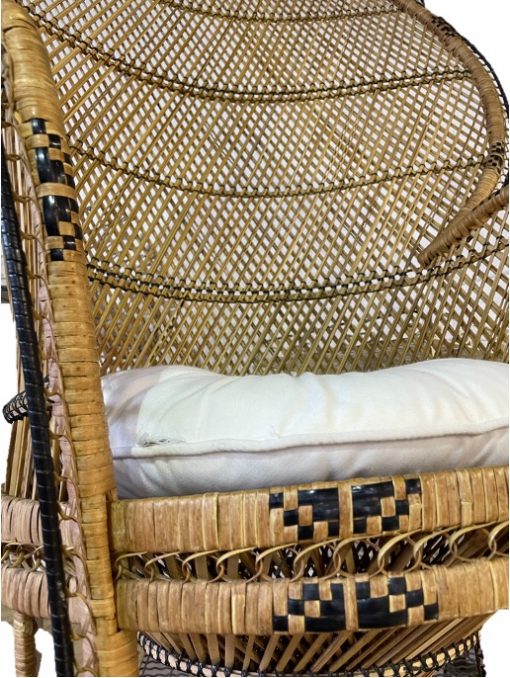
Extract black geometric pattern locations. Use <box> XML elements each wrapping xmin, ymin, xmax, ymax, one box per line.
<box><xmin>430</xmin><ymin>16</ymin><xmax>459</xmax><ymax>40</ymax></box>
<box><xmin>269</xmin><ymin>487</ymin><xmax>340</xmax><ymax>541</ymax></box>
<box><xmin>351</xmin><ymin>478</ymin><xmax>421</xmax><ymax>534</ymax></box>
<box><xmin>30</xmin><ymin>118</ymin><xmax>83</xmax><ymax>262</ymax></box>
<box><xmin>486</xmin><ymin>140</ymin><xmax>507</xmax><ymax>171</ymax></box>
<box><xmin>273</xmin><ymin>581</ymin><xmax>346</xmax><ymax>633</ymax></box>
<box><xmin>272</xmin><ymin>574</ymin><xmax>438</xmax><ymax>633</ymax></box>
<box><xmin>356</xmin><ymin>575</ymin><xmax>438</xmax><ymax>629</ymax></box>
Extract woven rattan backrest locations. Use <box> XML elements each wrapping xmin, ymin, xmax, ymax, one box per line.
<box><xmin>24</xmin><ymin>0</ymin><xmax>508</xmax><ymax>375</ymax></box>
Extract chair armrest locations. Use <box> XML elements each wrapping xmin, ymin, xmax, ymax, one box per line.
<box><xmin>419</xmin><ymin>184</ymin><xmax>509</xmax><ymax>265</ymax></box>
<box><xmin>2</xmin><ymin>0</ymin><xmax>138</xmax><ymax>674</ymax></box>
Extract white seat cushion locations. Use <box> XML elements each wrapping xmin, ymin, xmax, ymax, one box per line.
<box><xmin>103</xmin><ymin>359</ymin><xmax>509</xmax><ymax>498</ymax></box>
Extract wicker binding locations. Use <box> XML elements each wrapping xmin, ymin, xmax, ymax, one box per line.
<box><xmin>1</xmin><ymin>0</ymin><xmax>508</xmax><ymax>676</ymax></box>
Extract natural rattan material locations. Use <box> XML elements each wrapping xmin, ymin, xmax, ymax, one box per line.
<box><xmin>12</xmin><ymin>613</ymin><xmax>40</xmax><ymax>678</ymax></box>
<box><xmin>137</xmin><ymin>631</ymin><xmax>487</xmax><ymax>677</ymax></box>
<box><xmin>1</xmin><ymin>144</ymin><xmax>74</xmax><ymax>674</ymax></box>
<box><xmin>109</xmin><ymin>467</ymin><xmax>508</xmax><ymax>553</ymax></box>
<box><xmin>1</xmin><ymin>0</ymin><xmax>509</xmax><ymax>676</ymax></box>
<box><xmin>17</xmin><ymin>0</ymin><xmax>508</xmax><ymax>377</ymax></box>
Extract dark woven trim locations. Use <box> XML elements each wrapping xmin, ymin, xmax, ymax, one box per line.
<box><xmin>3</xmin><ymin>389</ymin><xmax>29</xmax><ymax>423</ymax></box>
<box><xmin>154</xmin><ymin>0</ymin><xmax>400</xmax><ymax>24</ymax></box>
<box><xmin>137</xmin><ymin>631</ymin><xmax>483</xmax><ymax>677</ymax></box>
<box><xmin>1</xmin><ymin>144</ymin><xmax>75</xmax><ymax>677</ymax></box>
<box><xmin>86</xmin><ymin>233</ymin><xmax>508</xmax><ymax>303</ymax></box>
<box><xmin>25</xmin><ymin>2</ymin><xmax>470</xmax><ymax>102</ymax></box>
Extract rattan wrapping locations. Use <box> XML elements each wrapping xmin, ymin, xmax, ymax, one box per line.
<box><xmin>110</xmin><ymin>467</ymin><xmax>509</xmax><ymax>553</ymax></box>
<box><xmin>1</xmin><ymin>0</ymin><xmax>508</xmax><ymax>676</ymax></box>
<box><xmin>12</xmin><ymin>612</ymin><xmax>40</xmax><ymax>678</ymax></box>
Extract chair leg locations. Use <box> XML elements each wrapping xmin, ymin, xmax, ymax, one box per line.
<box><xmin>12</xmin><ymin>612</ymin><xmax>40</xmax><ymax>677</ymax></box>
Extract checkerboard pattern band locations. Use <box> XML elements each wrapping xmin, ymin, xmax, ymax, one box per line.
<box><xmin>352</xmin><ymin>478</ymin><xmax>421</xmax><ymax>534</ymax></box>
<box><xmin>269</xmin><ymin>477</ymin><xmax>422</xmax><ymax>542</ymax></box>
<box><xmin>29</xmin><ymin>118</ymin><xmax>83</xmax><ymax>262</ymax></box>
<box><xmin>269</xmin><ymin>487</ymin><xmax>340</xmax><ymax>541</ymax></box>
<box><xmin>273</xmin><ymin>573</ymin><xmax>438</xmax><ymax>633</ymax></box>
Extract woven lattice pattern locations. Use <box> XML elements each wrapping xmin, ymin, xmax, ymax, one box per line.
<box><xmin>1</xmin><ymin>2</ymin><xmax>508</xmax><ymax>676</ymax></box>
<box><xmin>111</xmin><ymin>511</ymin><xmax>507</xmax><ymax>673</ymax></box>
<box><xmin>18</xmin><ymin>0</ymin><xmax>506</xmax><ymax>375</ymax></box>
<box><xmin>114</xmin><ymin>521</ymin><xmax>508</xmax><ymax>585</ymax></box>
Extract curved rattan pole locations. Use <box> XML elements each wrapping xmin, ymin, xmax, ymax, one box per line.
<box><xmin>420</xmin><ymin>184</ymin><xmax>509</xmax><ymax>265</ymax></box>
<box><xmin>392</xmin><ymin>0</ymin><xmax>507</xmax><ymax>265</ymax></box>
<box><xmin>2</xmin><ymin>2</ymin><xmax>139</xmax><ymax>674</ymax></box>
<box><xmin>1</xmin><ymin>145</ymin><xmax>74</xmax><ymax>677</ymax></box>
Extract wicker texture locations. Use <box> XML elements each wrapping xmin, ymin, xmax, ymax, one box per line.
<box><xmin>20</xmin><ymin>0</ymin><xmax>507</xmax><ymax>376</ymax></box>
<box><xmin>12</xmin><ymin>612</ymin><xmax>40</xmax><ymax>678</ymax></box>
<box><xmin>137</xmin><ymin>631</ymin><xmax>487</xmax><ymax>677</ymax></box>
<box><xmin>1</xmin><ymin>0</ymin><xmax>508</xmax><ymax>676</ymax></box>
<box><xmin>110</xmin><ymin>467</ymin><xmax>508</xmax><ymax>553</ymax></box>
<box><xmin>2</xmin><ymin>0</ymin><xmax>138</xmax><ymax>674</ymax></box>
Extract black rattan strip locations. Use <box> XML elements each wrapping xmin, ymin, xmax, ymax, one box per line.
<box><xmin>137</xmin><ymin>631</ymin><xmax>484</xmax><ymax>677</ymax></box>
<box><xmin>1</xmin><ymin>144</ymin><xmax>74</xmax><ymax>677</ymax></box>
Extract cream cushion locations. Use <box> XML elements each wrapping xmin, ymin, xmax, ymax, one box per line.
<box><xmin>103</xmin><ymin>359</ymin><xmax>509</xmax><ymax>498</ymax></box>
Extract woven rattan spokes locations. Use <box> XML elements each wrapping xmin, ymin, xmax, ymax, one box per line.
<box><xmin>22</xmin><ymin>0</ymin><xmax>506</xmax><ymax>376</ymax></box>
<box><xmin>137</xmin><ymin>630</ymin><xmax>486</xmax><ymax>677</ymax></box>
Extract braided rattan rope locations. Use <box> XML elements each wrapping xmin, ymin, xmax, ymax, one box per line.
<box><xmin>151</xmin><ymin>1</ymin><xmax>404</xmax><ymax>24</ymax></box>
<box><xmin>21</xmin><ymin>7</ymin><xmax>471</xmax><ymax>103</ymax></box>
<box><xmin>86</xmin><ymin>230</ymin><xmax>507</xmax><ymax>303</ymax></box>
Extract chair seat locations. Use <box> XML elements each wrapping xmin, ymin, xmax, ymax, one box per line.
<box><xmin>104</xmin><ymin>358</ymin><xmax>508</xmax><ymax>498</ymax></box>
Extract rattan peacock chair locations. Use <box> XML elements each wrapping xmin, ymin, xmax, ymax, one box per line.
<box><xmin>1</xmin><ymin>0</ymin><xmax>509</xmax><ymax>676</ymax></box>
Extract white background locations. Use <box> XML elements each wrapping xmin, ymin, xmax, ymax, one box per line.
<box><xmin>0</xmin><ymin>1</ymin><xmax>508</xmax><ymax>675</ymax></box>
